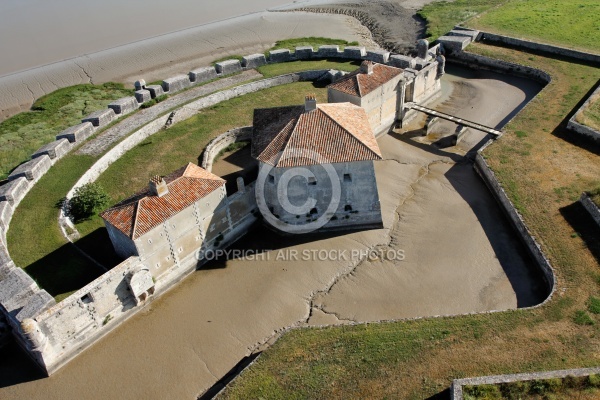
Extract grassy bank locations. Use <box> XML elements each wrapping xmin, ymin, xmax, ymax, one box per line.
<box><xmin>467</xmin><ymin>0</ymin><xmax>600</xmax><ymax>52</ymax></box>
<box><xmin>0</xmin><ymin>83</ymin><xmax>132</xmax><ymax>180</ymax></box>
<box><xmin>218</xmin><ymin>43</ymin><xmax>600</xmax><ymax>400</ymax></box>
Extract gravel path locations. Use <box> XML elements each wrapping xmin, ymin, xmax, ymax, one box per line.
<box><xmin>77</xmin><ymin>70</ymin><xmax>262</xmax><ymax>156</ymax></box>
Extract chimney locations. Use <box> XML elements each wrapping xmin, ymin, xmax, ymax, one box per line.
<box><xmin>305</xmin><ymin>94</ymin><xmax>317</xmax><ymax>112</ymax></box>
<box><xmin>149</xmin><ymin>175</ymin><xmax>169</xmax><ymax>197</ymax></box>
<box><xmin>360</xmin><ymin>60</ymin><xmax>374</xmax><ymax>75</ymax></box>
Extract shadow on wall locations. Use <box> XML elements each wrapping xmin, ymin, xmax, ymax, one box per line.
<box><xmin>560</xmin><ymin>201</ymin><xmax>600</xmax><ymax>265</ymax></box>
<box><xmin>388</xmin><ymin>130</ymin><xmax>550</xmax><ymax>307</ymax></box>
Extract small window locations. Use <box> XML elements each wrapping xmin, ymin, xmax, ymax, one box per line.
<box><xmin>343</xmin><ymin>173</ymin><xmax>352</xmax><ymax>182</ymax></box>
<box><xmin>310</xmin><ymin>207</ymin><xmax>318</xmax><ymax>215</ymax></box>
<box><xmin>268</xmin><ymin>174</ymin><xmax>275</xmax><ymax>184</ymax></box>
<box><xmin>178</xmin><ymin>247</ymin><xmax>183</xmax><ymax>253</ymax></box>
<box><xmin>344</xmin><ymin>204</ymin><xmax>353</xmax><ymax>212</ymax></box>
<box><xmin>81</xmin><ymin>294</ymin><xmax>92</xmax><ymax>304</ymax></box>
<box><xmin>308</xmin><ymin>177</ymin><xmax>317</xmax><ymax>186</ymax></box>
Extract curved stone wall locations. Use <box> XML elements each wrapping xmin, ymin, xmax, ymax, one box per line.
<box><xmin>201</xmin><ymin>127</ymin><xmax>253</xmax><ymax>172</ymax></box>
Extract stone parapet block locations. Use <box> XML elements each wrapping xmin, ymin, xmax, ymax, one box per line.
<box><xmin>8</xmin><ymin>155</ymin><xmax>52</xmax><ymax>182</ymax></box>
<box><xmin>242</xmin><ymin>54</ymin><xmax>267</xmax><ymax>69</ymax></box>
<box><xmin>317</xmin><ymin>45</ymin><xmax>342</xmax><ymax>58</ymax></box>
<box><xmin>189</xmin><ymin>67</ymin><xmax>217</xmax><ymax>83</ymax></box>
<box><xmin>343</xmin><ymin>46</ymin><xmax>366</xmax><ymax>59</ymax></box>
<box><xmin>294</xmin><ymin>46</ymin><xmax>314</xmax><ymax>60</ymax></box>
<box><xmin>161</xmin><ymin>75</ymin><xmax>192</xmax><ymax>93</ymax></box>
<box><xmin>108</xmin><ymin>97</ymin><xmax>138</xmax><ymax>115</ymax></box>
<box><xmin>135</xmin><ymin>89</ymin><xmax>152</xmax><ymax>103</ymax></box>
<box><xmin>145</xmin><ymin>85</ymin><xmax>164</xmax><ymax>99</ymax></box>
<box><xmin>82</xmin><ymin>108</ymin><xmax>116</xmax><ymax>127</ymax></box>
<box><xmin>215</xmin><ymin>59</ymin><xmax>242</xmax><ymax>75</ymax></box>
<box><xmin>365</xmin><ymin>50</ymin><xmax>390</xmax><ymax>64</ymax></box>
<box><xmin>0</xmin><ymin>178</ymin><xmax>29</xmax><ymax>206</ymax></box>
<box><xmin>32</xmin><ymin>139</ymin><xmax>71</xmax><ymax>160</ymax></box>
<box><xmin>269</xmin><ymin>49</ymin><xmax>291</xmax><ymax>63</ymax></box>
<box><xmin>56</xmin><ymin>122</ymin><xmax>94</xmax><ymax>143</ymax></box>
<box><xmin>390</xmin><ymin>54</ymin><xmax>416</xmax><ymax>69</ymax></box>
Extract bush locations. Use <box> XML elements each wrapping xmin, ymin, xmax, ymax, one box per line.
<box><xmin>68</xmin><ymin>183</ymin><xmax>111</xmax><ymax>222</ymax></box>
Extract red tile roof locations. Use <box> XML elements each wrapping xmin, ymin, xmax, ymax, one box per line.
<box><xmin>252</xmin><ymin>102</ymin><xmax>382</xmax><ymax>168</ymax></box>
<box><xmin>100</xmin><ymin>163</ymin><xmax>225</xmax><ymax>239</ymax></box>
<box><xmin>327</xmin><ymin>61</ymin><xmax>403</xmax><ymax>97</ymax></box>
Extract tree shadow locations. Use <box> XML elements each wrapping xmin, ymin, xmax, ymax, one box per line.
<box><xmin>560</xmin><ymin>201</ymin><xmax>600</xmax><ymax>264</ymax></box>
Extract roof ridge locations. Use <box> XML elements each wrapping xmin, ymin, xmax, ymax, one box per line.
<box><xmin>131</xmin><ymin>200</ymin><xmax>141</xmax><ymax>239</ymax></box>
<box><xmin>318</xmin><ymin>105</ymin><xmax>381</xmax><ymax>160</ymax></box>
<box><xmin>258</xmin><ymin>117</ymin><xmax>300</xmax><ymax>166</ymax></box>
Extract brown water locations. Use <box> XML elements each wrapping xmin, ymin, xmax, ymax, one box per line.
<box><xmin>0</xmin><ymin>68</ymin><xmax>546</xmax><ymax>399</ymax></box>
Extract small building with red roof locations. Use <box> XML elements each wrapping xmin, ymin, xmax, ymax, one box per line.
<box><xmin>101</xmin><ymin>163</ymin><xmax>228</xmax><ymax>276</ymax></box>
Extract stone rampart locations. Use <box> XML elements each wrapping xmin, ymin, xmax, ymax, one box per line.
<box><xmin>242</xmin><ymin>54</ymin><xmax>267</xmax><ymax>69</ymax></box>
<box><xmin>8</xmin><ymin>155</ymin><xmax>52</xmax><ymax>183</ymax></box>
<box><xmin>452</xmin><ymin>367</ymin><xmax>600</xmax><ymax>400</ymax></box>
<box><xmin>82</xmin><ymin>108</ymin><xmax>116</xmax><ymax>127</ymax></box>
<box><xmin>32</xmin><ymin>139</ymin><xmax>72</xmax><ymax>161</ymax></box>
<box><xmin>216</xmin><ymin>59</ymin><xmax>243</xmax><ymax>75</ymax></box>
<box><xmin>108</xmin><ymin>97</ymin><xmax>138</xmax><ymax>115</ymax></box>
<box><xmin>0</xmin><ymin>177</ymin><xmax>30</xmax><ymax>207</ymax></box>
<box><xmin>480</xmin><ymin>32</ymin><xmax>600</xmax><ymax>64</ymax></box>
<box><xmin>580</xmin><ymin>193</ymin><xmax>600</xmax><ymax>228</ymax></box>
<box><xmin>161</xmin><ymin>74</ymin><xmax>192</xmax><ymax>93</ymax></box>
<box><xmin>56</xmin><ymin>122</ymin><xmax>94</xmax><ymax>143</ymax></box>
<box><xmin>474</xmin><ymin>153</ymin><xmax>555</xmax><ymax>297</ymax></box>
<box><xmin>201</xmin><ymin>126</ymin><xmax>253</xmax><ymax>172</ymax></box>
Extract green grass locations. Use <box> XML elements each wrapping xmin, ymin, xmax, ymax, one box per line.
<box><xmin>211</xmin><ymin>55</ymin><xmax>244</xmax><ymax>66</ymax></box>
<box><xmin>578</xmin><ymin>95</ymin><xmax>600</xmax><ymax>132</ymax></box>
<box><xmin>589</xmin><ymin>186</ymin><xmax>600</xmax><ymax>208</ymax></box>
<box><xmin>467</xmin><ymin>0</ymin><xmax>600</xmax><ymax>52</ymax></box>
<box><xmin>257</xmin><ymin>60</ymin><xmax>361</xmax><ymax>78</ymax></box>
<box><xmin>215</xmin><ymin>141</ymin><xmax>249</xmax><ymax>161</ymax></box>
<box><xmin>464</xmin><ymin>375</ymin><xmax>600</xmax><ymax>399</ymax></box>
<box><xmin>268</xmin><ymin>37</ymin><xmax>359</xmax><ymax>54</ymax></box>
<box><xmin>418</xmin><ymin>0</ymin><xmax>506</xmax><ymax>40</ymax></box>
<box><xmin>0</xmin><ymin>83</ymin><xmax>133</xmax><ymax>180</ymax></box>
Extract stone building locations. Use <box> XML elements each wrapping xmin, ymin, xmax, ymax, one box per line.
<box><xmin>328</xmin><ymin>61</ymin><xmax>404</xmax><ymax>134</ymax></box>
<box><xmin>101</xmin><ymin>163</ymin><xmax>228</xmax><ymax>277</ymax></box>
<box><xmin>252</xmin><ymin>96</ymin><xmax>383</xmax><ymax>233</ymax></box>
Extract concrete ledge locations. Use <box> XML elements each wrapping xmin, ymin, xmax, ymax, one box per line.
<box><xmin>145</xmin><ymin>85</ymin><xmax>164</xmax><ymax>99</ymax></box>
<box><xmin>343</xmin><ymin>46</ymin><xmax>366</xmax><ymax>59</ymax></box>
<box><xmin>108</xmin><ymin>97</ymin><xmax>138</xmax><ymax>115</ymax></box>
<box><xmin>0</xmin><ymin>201</ymin><xmax>13</xmax><ymax>233</ymax></box>
<box><xmin>161</xmin><ymin>75</ymin><xmax>192</xmax><ymax>93</ymax></box>
<box><xmin>8</xmin><ymin>155</ymin><xmax>52</xmax><ymax>182</ymax></box>
<box><xmin>0</xmin><ymin>178</ymin><xmax>29</xmax><ymax>206</ymax></box>
<box><xmin>242</xmin><ymin>54</ymin><xmax>267</xmax><ymax>69</ymax></box>
<box><xmin>317</xmin><ymin>45</ymin><xmax>342</xmax><ymax>58</ymax></box>
<box><xmin>294</xmin><ymin>46</ymin><xmax>314</xmax><ymax>60</ymax></box>
<box><xmin>365</xmin><ymin>50</ymin><xmax>390</xmax><ymax>64</ymax></box>
<box><xmin>215</xmin><ymin>59</ymin><xmax>242</xmax><ymax>75</ymax></box>
<box><xmin>0</xmin><ymin>268</ymin><xmax>38</xmax><ymax>313</ymax></box>
<box><xmin>448</xmin><ymin>28</ymin><xmax>480</xmax><ymax>41</ymax></box>
<box><xmin>389</xmin><ymin>54</ymin><xmax>416</xmax><ymax>69</ymax></box>
<box><xmin>580</xmin><ymin>193</ymin><xmax>600</xmax><ymax>228</ymax></box>
<box><xmin>82</xmin><ymin>108</ymin><xmax>116</xmax><ymax>127</ymax></box>
<box><xmin>566</xmin><ymin>84</ymin><xmax>600</xmax><ymax>143</ymax></box>
<box><xmin>189</xmin><ymin>67</ymin><xmax>218</xmax><ymax>83</ymax></box>
<box><xmin>438</xmin><ymin>35</ymin><xmax>472</xmax><ymax>55</ymax></box>
<box><xmin>134</xmin><ymin>89</ymin><xmax>151</xmax><ymax>103</ymax></box>
<box><xmin>32</xmin><ymin>139</ymin><xmax>71</xmax><ymax>160</ymax></box>
<box><xmin>56</xmin><ymin>122</ymin><xmax>94</xmax><ymax>143</ymax></box>
<box><xmin>452</xmin><ymin>367</ymin><xmax>600</xmax><ymax>400</ymax></box>
<box><xmin>269</xmin><ymin>49</ymin><xmax>291</xmax><ymax>63</ymax></box>
<box><xmin>15</xmin><ymin>290</ymin><xmax>55</xmax><ymax>321</ymax></box>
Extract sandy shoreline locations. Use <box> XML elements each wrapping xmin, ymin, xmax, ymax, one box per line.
<box><xmin>0</xmin><ymin>10</ymin><xmax>376</xmax><ymax>121</ymax></box>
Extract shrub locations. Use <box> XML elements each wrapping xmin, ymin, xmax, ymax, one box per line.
<box><xmin>68</xmin><ymin>183</ymin><xmax>111</xmax><ymax>222</ymax></box>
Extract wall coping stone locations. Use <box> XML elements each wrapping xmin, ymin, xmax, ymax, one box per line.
<box><xmin>7</xmin><ymin>155</ymin><xmax>52</xmax><ymax>182</ymax></box>
<box><xmin>32</xmin><ymin>138</ymin><xmax>71</xmax><ymax>160</ymax></box>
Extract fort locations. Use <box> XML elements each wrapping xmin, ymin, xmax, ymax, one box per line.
<box><xmin>0</xmin><ymin>39</ymin><xmax>447</xmax><ymax>375</ymax></box>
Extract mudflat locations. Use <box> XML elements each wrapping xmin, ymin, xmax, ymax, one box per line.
<box><xmin>0</xmin><ymin>67</ymin><xmax>547</xmax><ymax>400</ymax></box>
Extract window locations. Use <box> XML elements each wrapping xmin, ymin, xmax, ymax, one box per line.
<box><xmin>148</xmin><ymin>239</ymin><xmax>153</xmax><ymax>244</ymax></box>
<box><xmin>344</xmin><ymin>204</ymin><xmax>353</xmax><ymax>212</ymax></box>
<box><xmin>81</xmin><ymin>294</ymin><xmax>92</xmax><ymax>304</ymax></box>
<box><xmin>343</xmin><ymin>173</ymin><xmax>352</xmax><ymax>182</ymax></box>
<box><xmin>310</xmin><ymin>207</ymin><xmax>318</xmax><ymax>215</ymax></box>
<box><xmin>308</xmin><ymin>177</ymin><xmax>317</xmax><ymax>186</ymax></box>
<box><xmin>268</xmin><ymin>174</ymin><xmax>275</xmax><ymax>184</ymax></box>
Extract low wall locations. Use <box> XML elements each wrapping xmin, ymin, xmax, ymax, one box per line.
<box><xmin>201</xmin><ymin>126</ymin><xmax>253</xmax><ymax>172</ymax></box>
<box><xmin>452</xmin><ymin>367</ymin><xmax>600</xmax><ymax>400</ymax></box>
<box><xmin>480</xmin><ymin>32</ymin><xmax>600</xmax><ymax>65</ymax></box>
<box><xmin>566</xmin><ymin>84</ymin><xmax>600</xmax><ymax>143</ymax></box>
<box><xmin>474</xmin><ymin>153</ymin><xmax>555</xmax><ymax>297</ymax></box>
<box><xmin>580</xmin><ymin>193</ymin><xmax>600</xmax><ymax>228</ymax></box>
